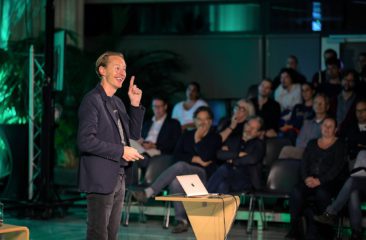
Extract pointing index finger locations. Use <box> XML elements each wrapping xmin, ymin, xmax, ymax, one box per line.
<box><xmin>129</xmin><ymin>76</ymin><xmax>135</xmax><ymax>90</ymax></box>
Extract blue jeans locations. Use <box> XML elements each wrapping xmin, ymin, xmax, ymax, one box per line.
<box><xmin>150</xmin><ymin>161</ymin><xmax>206</xmax><ymax>221</ymax></box>
<box><xmin>86</xmin><ymin>174</ymin><xmax>125</xmax><ymax>240</ymax></box>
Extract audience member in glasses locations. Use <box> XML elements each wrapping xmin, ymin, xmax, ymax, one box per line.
<box><xmin>132</xmin><ymin>106</ymin><xmax>221</xmax><ymax>234</ymax></box>
<box><xmin>217</xmin><ymin>99</ymin><xmax>255</xmax><ymax>143</ymax></box>
<box><xmin>207</xmin><ymin>116</ymin><xmax>265</xmax><ymax>194</ymax></box>
<box><xmin>130</xmin><ymin>96</ymin><xmax>181</xmax><ymax>177</ymax></box>
<box><xmin>286</xmin><ymin>117</ymin><xmax>347</xmax><ymax>240</ymax></box>
<box><xmin>250</xmin><ymin>78</ymin><xmax>281</xmax><ymax>138</ymax></box>
<box><xmin>172</xmin><ymin>81</ymin><xmax>207</xmax><ymax>131</ymax></box>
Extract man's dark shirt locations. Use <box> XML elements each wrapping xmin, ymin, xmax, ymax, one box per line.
<box><xmin>339</xmin><ymin>121</ymin><xmax>366</xmax><ymax>160</ymax></box>
<box><xmin>141</xmin><ymin>117</ymin><xmax>181</xmax><ymax>154</ymax></box>
<box><xmin>251</xmin><ymin>97</ymin><xmax>281</xmax><ymax>132</ymax></box>
<box><xmin>173</xmin><ymin>128</ymin><xmax>222</xmax><ymax>177</ymax></box>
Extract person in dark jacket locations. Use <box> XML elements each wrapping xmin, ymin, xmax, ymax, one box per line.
<box><xmin>132</xmin><ymin>106</ymin><xmax>222</xmax><ymax>233</ymax></box>
<box><xmin>131</xmin><ymin>96</ymin><xmax>181</xmax><ymax>172</ymax></box>
<box><xmin>286</xmin><ymin>117</ymin><xmax>347</xmax><ymax>240</ymax></box>
<box><xmin>77</xmin><ymin>51</ymin><xmax>145</xmax><ymax>240</ymax></box>
<box><xmin>207</xmin><ymin>116</ymin><xmax>265</xmax><ymax>193</ymax></box>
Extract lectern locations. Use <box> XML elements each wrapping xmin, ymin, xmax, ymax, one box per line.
<box><xmin>156</xmin><ymin>195</ymin><xmax>240</xmax><ymax>240</ymax></box>
<box><xmin>0</xmin><ymin>224</ymin><xmax>29</xmax><ymax>240</ymax></box>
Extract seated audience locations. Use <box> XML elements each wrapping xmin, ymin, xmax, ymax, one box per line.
<box><xmin>273</xmin><ymin>55</ymin><xmax>307</xmax><ymax>90</ymax></box>
<box><xmin>131</xmin><ymin>96</ymin><xmax>181</xmax><ymax>168</ymax></box>
<box><xmin>132</xmin><ymin>106</ymin><xmax>221</xmax><ymax>233</ymax></box>
<box><xmin>296</xmin><ymin>93</ymin><xmax>329</xmax><ymax>148</ymax></box>
<box><xmin>218</xmin><ymin>99</ymin><xmax>255</xmax><ymax>143</ymax></box>
<box><xmin>274</xmin><ymin>68</ymin><xmax>302</xmax><ymax>123</ymax></box>
<box><xmin>339</xmin><ymin>99</ymin><xmax>366</xmax><ymax>161</ymax></box>
<box><xmin>312</xmin><ymin>48</ymin><xmax>338</xmax><ymax>89</ymax></box>
<box><xmin>329</xmin><ymin>69</ymin><xmax>359</xmax><ymax>131</ymax></box>
<box><xmin>314</xmin><ymin>150</ymin><xmax>366</xmax><ymax>240</ymax></box>
<box><xmin>207</xmin><ymin>116</ymin><xmax>265</xmax><ymax>193</ymax></box>
<box><xmin>172</xmin><ymin>81</ymin><xmax>208</xmax><ymax>131</ymax></box>
<box><xmin>250</xmin><ymin>79</ymin><xmax>281</xmax><ymax>138</ymax></box>
<box><xmin>286</xmin><ymin>117</ymin><xmax>347</xmax><ymax>240</ymax></box>
<box><xmin>280</xmin><ymin>82</ymin><xmax>315</xmax><ymax>142</ymax></box>
<box><xmin>316</xmin><ymin>58</ymin><xmax>342</xmax><ymax>99</ymax></box>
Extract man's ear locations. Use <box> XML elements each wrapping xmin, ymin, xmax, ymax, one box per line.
<box><xmin>98</xmin><ymin>66</ymin><xmax>106</xmax><ymax>77</ymax></box>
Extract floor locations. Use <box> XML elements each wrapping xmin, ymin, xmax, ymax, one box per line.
<box><xmin>4</xmin><ymin>206</ymin><xmax>290</xmax><ymax>240</ymax></box>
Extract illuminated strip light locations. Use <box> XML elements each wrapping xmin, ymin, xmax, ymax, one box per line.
<box><xmin>312</xmin><ymin>2</ymin><xmax>322</xmax><ymax>32</ymax></box>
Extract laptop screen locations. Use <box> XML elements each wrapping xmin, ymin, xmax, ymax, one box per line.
<box><xmin>176</xmin><ymin>174</ymin><xmax>209</xmax><ymax>197</ymax></box>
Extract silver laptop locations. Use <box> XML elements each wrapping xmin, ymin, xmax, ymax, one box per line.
<box><xmin>176</xmin><ymin>174</ymin><xmax>209</xmax><ymax>197</ymax></box>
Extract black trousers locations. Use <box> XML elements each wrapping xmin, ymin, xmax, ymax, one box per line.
<box><xmin>86</xmin><ymin>174</ymin><xmax>125</xmax><ymax>240</ymax></box>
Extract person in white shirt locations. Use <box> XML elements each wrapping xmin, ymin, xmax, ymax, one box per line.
<box><xmin>131</xmin><ymin>96</ymin><xmax>181</xmax><ymax>160</ymax></box>
<box><xmin>172</xmin><ymin>82</ymin><xmax>208</xmax><ymax>130</ymax></box>
<box><xmin>274</xmin><ymin>68</ymin><xmax>302</xmax><ymax>122</ymax></box>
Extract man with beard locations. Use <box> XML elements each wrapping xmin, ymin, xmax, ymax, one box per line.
<box><xmin>330</xmin><ymin>69</ymin><xmax>359</xmax><ymax>131</ymax></box>
<box><xmin>207</xmin><ymin>116</ymin><xmax>265</xmax><ymax>193</ymax></box>
<box><xmin>250</xmin><ymin>79</ymin><xmax>281</xmax><ymax>138</ymax></box>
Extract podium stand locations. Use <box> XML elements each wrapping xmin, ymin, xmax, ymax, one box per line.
<box><xmin>0</xmin><ymin>224</ymin><xmax>29</xmax><ymax>240</ymax></box>
<box><xmin>156</xmin><ymin>195</ymin><xmax>239</xmax><ymax>240</ymax></box>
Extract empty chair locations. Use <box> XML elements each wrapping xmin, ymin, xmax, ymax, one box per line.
<box><xmin>262</xmin><ymin>138</ymin><xmax>293</xmax><ymax>167</ymax></box>
<box><xmin>246</xmin><ymin>159</ymin><xmax>300</xmax><ymax>233</ymax></box>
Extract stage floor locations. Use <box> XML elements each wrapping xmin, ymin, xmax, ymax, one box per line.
<box><xmin>5</xmin><ymin>207</ymin><xmax>291</xmax><ymax>240</ymax></box>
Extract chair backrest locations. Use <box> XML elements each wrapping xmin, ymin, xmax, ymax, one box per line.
<box><xmin>206</xmin><ymin>99</ymin><xmax>230</xmax><ymax>126</ymax></box>
<box><xmin>262</xmin><ymin>138</ymin><xmax>292</xmax><ymax>167</ymax></box>
<box><xmin>144</xmin><ymin>155</ymin><xmax>175</xmax><ymax>185</ymax></box>
<box><xmin>266</xmin><ymin>159</ymin><xmax>300</xmax><ymax>193</ymax></box>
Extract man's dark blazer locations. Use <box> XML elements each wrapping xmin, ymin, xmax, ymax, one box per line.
<box><xmin>77</xmin><ymin>85</ymin><xmax>145</xmax><ymax>194</ymax></box>
<box><xmin>141</xmin><ymin>117</ymin><xmax>181</xmax><ymax>154</ymax></box>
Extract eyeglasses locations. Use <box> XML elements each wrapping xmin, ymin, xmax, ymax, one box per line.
<box><xmin>234</xmin><ymin>105</ymin><xmax>247</xmax><ymax>112</ymax></box>
<box><xmin>356</xmin><ymin>108</ymin><xmax>366</xmax><ymax>113</ymax></box>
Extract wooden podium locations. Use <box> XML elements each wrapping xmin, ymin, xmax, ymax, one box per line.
<box><xmin>0</xmin><ymin>224</ymin><xmax>29</xmax><ymax>240</ymax></box>
<box><xmin>156</xmin><ymin>195</ymin><xmax>239</xmax><ymax>240</ymax></box>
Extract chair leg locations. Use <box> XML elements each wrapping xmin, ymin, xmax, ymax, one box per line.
<box><xmin>163</xmin><ymin>201</ymin><xmax>171</xmax><ymax>229</ymax></box>
<box><xmin>246</xmin><ymin>196</ymin><xmax>255</xmax><ymax>234</ymax></box>
<box><xmin>138</xmin><ymin>201</ymin><xmax>146</xmax><ymax>223</ymax></box>
<box><xmin>336</xmin><ymin>215</ymin><xmax>344</xmax><ymax>240</ymax></box>
<box><xmin>258</xmin><ymin>197</ymin><xmax>267</xmax><ymax>230</ymax></box>
<box><xmin>123</xmin><ymin>190</ymin><xmax>132</xmax><ymax>226</ymax></box>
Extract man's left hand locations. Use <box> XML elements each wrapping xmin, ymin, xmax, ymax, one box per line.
<box><xmin>128</xmin><ymin>76</ymin><xmax>142</xmax><ymax>107</ymax></box>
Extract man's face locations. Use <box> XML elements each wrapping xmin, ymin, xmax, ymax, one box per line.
<box><xmin>321</xmin><ymin>118</ymin><xmax>336</xmax><ymax>138</ymax></box>
<box><xmin>301</xmin><ymin>84</ymin><xmax>313</xmax><ymax>102</ymax></box>
<box><xmin>313</xmin><ymin>96</ymin><xmax>328</xmax><ymax>115</ymax></box>
<box><xmin>324</xmin><ymin>52</ymin><xmax>336</xmax><ymax>63</ymax></box>
<box><xmin>286</xmin><ymin>57</ymin><xmax>297</xmax><ymax>70</ymax></box>
<box><xmin>342</xmin><ymin>73</ymin><xmax>355</xmax><ymax>92</ymax></box>
<box><xmin>186</xmin><ymin>84</ymin><xmax>199</xmax><ymax>101</ymax></box>
<box><xmin>99</xmin><ymin>56</ymin><xmax>126</xmax><ymax>90</ymax></box>
<box><xmin>233</xmin><ymin>100</ymin><xmax>249</xmax><ymax>122</ymax></box>
<box><xmin>194</xmin><ymin>111</ymin><xmax>212</xmax><ymax>129</ymax></box>
<box><xmin>243</xmin><ymin>119</ymin><xmax>261</xmax><ymax>141</ymax></box>
<box><xmin>280</xmin><ymin>72</ymin><xmax>292</xmax><ymax>89</ymax></box>
<box><xmin>356</xmin><ymin>102</ymin><xmax>366</xmax><ymax>124</ymax></box>
<box><xmin>258</xmin><ymin>81</ymin><xmax>272</xmax><ymax>98</ymax></box>
<box><xmin>152</xmin><ymin>99</ymin><xmax>167</xmax><ymax>119</ymax></box>
<box><xmin>326</xmin><ymin>64</ymin><xmax>340</xmax><ymax>79</ymax></box>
